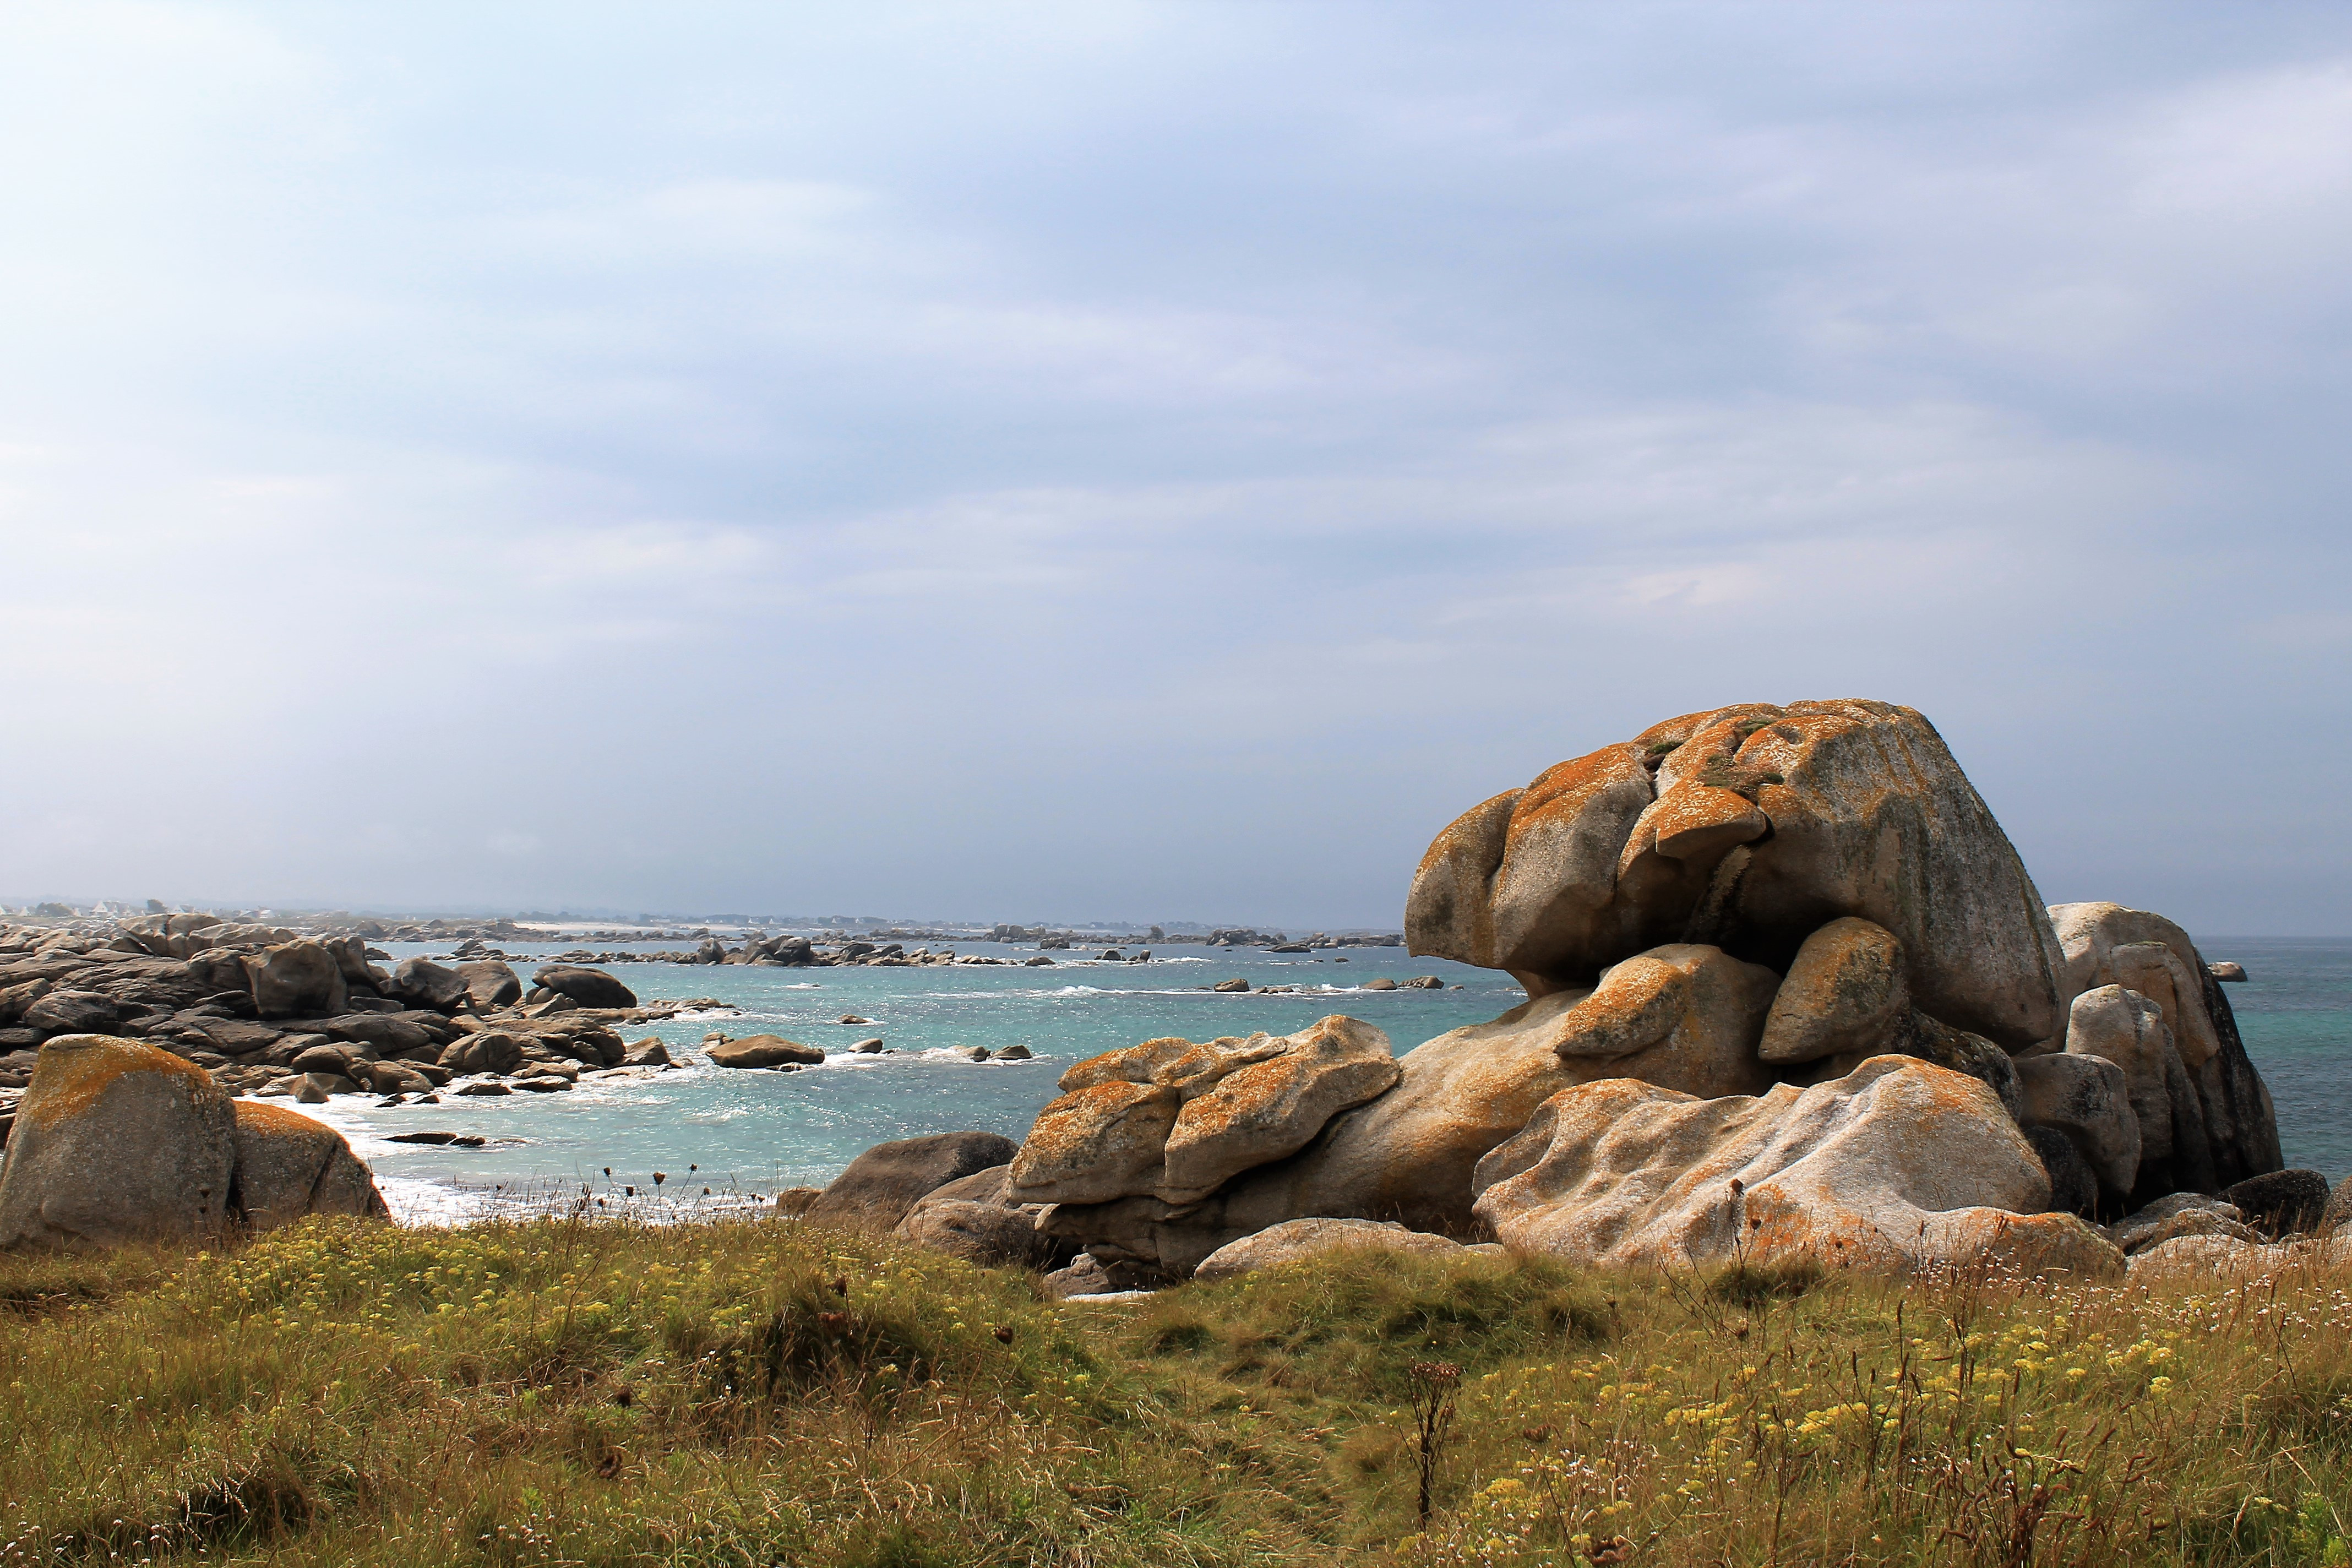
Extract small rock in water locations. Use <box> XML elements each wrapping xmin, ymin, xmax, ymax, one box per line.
<box><xmin>1212</xmin><ymin>978</ymin><xmax>1250</xmax><ymax>993</ymax></box>
<box><xmin>514</xmin><ymin>1077</ymin><xmax>572</xmax><ymax>1093</ymax></box>
<box><xmin>950</xmin><ymin>1045</ymin><xmax>991</xmax><ymax>1062</ymax></box>
<box><xmin>850</xmin><ymin>1037</ymin><xmax>886</xmax><ymax>1053</ymax></box>
<box><xmin>837</xmin><ymin>1015</ymin><xmax>873</xmax><ymax>1025</ymax></box>
<box><xmin>995</xmin><ymin>1043</ymin><xmax>1033</xmax><ymax>1060</ymax></box>
<box><xmin>1360</xmin><ymin>977</ymin><xmax>1396</xmax><ymax>990</ymax></box>
<box><xmin>389</xmin><ymin>1131</ymin><xmax>462</xmax><ymax>1145</ymax></box>
<box><xmin>2207</xmin><ymin>960</ymin><xmax>2248</xmax><ymax>982</ymax></box>
<box><xmin>454</xmin><ymin>1080</ymin><xmax>513</xmax><ymax>1097</ymax></box>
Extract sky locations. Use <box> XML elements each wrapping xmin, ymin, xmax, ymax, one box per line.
<box><xmin>2</xmin><ymin>2</ymin><xmax>2348</xmax><ymax>933</ymax></box>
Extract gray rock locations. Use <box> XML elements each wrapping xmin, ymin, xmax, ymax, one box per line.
<box><xmin>2023</xmin><ymin>1125</ymin><xmax>2099</xmax><ymax>1219</ymax></box>
<box><xmin>2222</xmin><ymin>1169</ymin><xmax>2332</xmax><ymax>1238</ymax></box>
<box><xmin>243</xmin><ymin>941</ymin><xmax>349</xmax><ymax>1019</ymax></box>
<box><xmin>530</xmin><ymin>965</ymin><xmax>636</xmax><ymax>1009</ymax></box>
<box><xmin>20</xmin><ymin>989</ymin><xmax>121</xmax><ymax>1036</ymax></box>
<box><xmin>800</xmin><ymin>1133</ymin><xmax>1019</xmax><ymax>1233</ymax></box>
<box><xmin>455</xmin><ymin>959</ymin><xmax>523</xmax><ymax>1010</ymax></box>
<box><xmin>995</xmin><ymin>1043</ymin><xmax>1033</xmax><ymax>1060</ymax></box>
<box><xmin>2013</xmin><ymin>1052</ymin><xmax>2141</xmax><ymax>1197</ymax></box>
<box><xmin>2322</xmin><ymin>1176</ymin><xmax>2352</xmax><ymax>1237</ymax></box>
<box><xmin>1042</xmin><ymin>1253</ymin><xmax>1113</xmax><ymax>1298</ymax></box>
<box><xmin>707</xmin><ymin>1035</ymin><xmax>824</xmax><ymax>1069</ymax></box>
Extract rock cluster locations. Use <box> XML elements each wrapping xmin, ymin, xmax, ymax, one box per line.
<box><xmin>0</xmin><ymin>924</ymin><xmax>689</xmax><ymax>1118</ymax></box>
<box><xmin>0</xmin><ymin>1035</ymin><xmax>386</xmax><ymax>1248</ymax></box>
<box><xmin>907</xmin><ymin>700</ymin><xmax>2294</xmax><ymax>1289</ymax></box>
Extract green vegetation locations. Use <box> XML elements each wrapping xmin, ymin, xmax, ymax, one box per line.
<box><xmin>2</xmin><ymin>1218</ymin><xmax>2348</xmax><ymax>1566</ymax></box>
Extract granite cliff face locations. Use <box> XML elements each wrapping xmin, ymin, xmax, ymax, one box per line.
<box><xmin>988</xmin><ymin>699</ymin><xmax>2289</xmax><ymax>1288</ymax></box>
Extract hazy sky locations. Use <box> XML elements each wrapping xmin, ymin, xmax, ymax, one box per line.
<box><xmin>3</xmin><ymin>3</ymin><xmax>2348</xmax><ymax>932</ymax></box>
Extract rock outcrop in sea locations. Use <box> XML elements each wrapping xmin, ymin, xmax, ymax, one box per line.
<box><xmin>910</xmin><ymin>699</ymin><xmax>2304</xmax><ymax>1287</ymax></box>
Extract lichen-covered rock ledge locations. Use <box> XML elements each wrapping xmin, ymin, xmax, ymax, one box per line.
<box><xmin>914</xmin><ymin>699</ymin><xmax>2305</xmax><ymax>1288</ymax></box>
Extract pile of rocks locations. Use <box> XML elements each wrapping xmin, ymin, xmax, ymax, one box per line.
<box><xmin>0</xmin><ymin>922</ymin><xmax>687</xmax><ymax>1115</ymax></box>
<box><xmin>863</xmin><ymin>700</ymin><xmax>2323</xmax><ymax>1289</ymax></box>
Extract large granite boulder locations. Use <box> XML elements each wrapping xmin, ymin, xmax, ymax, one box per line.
<box><xmin>2062</xmin><ymin>984</ymin><xmax>2213</xmax><ymax>1201</ymax></box>
<box><xmin>1008</xmin><ymin>1017</ymin><xmax>1400</xmax><ymax>1206</ymax></box>
<box><xmin>439</xmin><ymin>1029</ymin><xmax>525</xmax><ymax>1076</ymax></box>
<box><xmin>229</xmin><ymin>1101</ymin><xmax>390</xmax><ymax>1229</ymax></box>
<box><xmin>801</xmin><ymin>1131</ymin><xmax>1019</xmax><ymax>1233</ymax></box>
<box><xmin>1468</xmin><ymin>1055</ymin><xmax>2121</xmax><ymax>1280</ymax></box>
<box><xmin>1407</xmin><ymin>701</ymin><xmax>2069</xmax><ymax>1049</ymax></box>
<box><xmin>456</xmin><ymin>959</ymin><xmax>522</xmax><ymax>1010</ymax></box>
<box><xmin>2012</xmin><ymin>1052</ymin><xmax>2140</xmax><ymax>1198</ymax></box>
<box><xmin>0</xmin><ymin>1035</ymin><xmax>239</xmax><ymax>1248</ymax></box>
<box><xmin>244</xmin><ymin>940</ymin><xmax>348</xmax><ymax>1019</ymax></box>
<box><xmin>531</xmin><ymin>965</ymin><xmax>636</xmax><ymax>1010</ymax></box>
<box><xmin>387</xmin><ymin>958</ymin><xmax>470</xmax><ymax>1011</ymax></box>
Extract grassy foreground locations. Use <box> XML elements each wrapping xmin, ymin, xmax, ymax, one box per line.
<box><xmin>1</xmin><ymin>1218</ymin><xmax>2348</xmax><ymax>1567</ymax></box>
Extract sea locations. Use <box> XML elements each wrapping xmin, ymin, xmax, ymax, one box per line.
<box><xmin>309</xmin><ymin>938</ymin><xmax>2350</xmax><ymax>1223</ymax></box>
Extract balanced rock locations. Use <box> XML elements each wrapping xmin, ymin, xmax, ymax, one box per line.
<box><xmin>1191</xmin><ymin>1217</ymin><xmax>1467</xmax><ymax>1284</ymax></box>
<box><xmin>706</xmin><ymin>1035</ymin><xmax>823</xmax><ymax>1069</ymax></box>
<box><xmin>229</xmin><ymin>1101</ymin><xmax>390</xmax><ymax>1229</ymax></box>
<box><xmin>0</xmin><ymin>1035</ymin><xmax>238</xmax><ymax>1248</ymax></box>
<box><xmin>531</xmin><ymin>965</ymin><xmax>637</xmax><ymax>1010</ymax></box>
<box><xmin>1406</xmin><ymin>700</ymin><xmax>2069</xmax><ymax>1048</ymax></box>
<box><xmin>1469</xmin><ymin>1055</ymin><xmax>2121</xmax><ymax>1280</ymax></box>
<box><xmin>800</xmin><ymin>1131</ymin><xmax>1019</xmax><ymax>1233</ymax></box>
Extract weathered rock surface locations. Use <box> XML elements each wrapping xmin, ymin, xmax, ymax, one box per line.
<box><xmin>1191</xmin><ymin>1217</ymin><xmax>1467</xmax><ymax>1284</ymax></box>
<box><xmin>244</xmin><ymin>941</ymin><xmax>349</xmax><ymax>1019</ymax></box>
<box><xmin>2012</xmin><ymin>1053</ymin><xmax>2140</xmax><ymax>1197</ymax></box>
<box><xmin>1469</xmin><ymin>1056</ymin><xmax>2121</xmax><ymax>1280</ymax></box>
<box><xmin>388</xmin><ymin>958</ymin><xmax>469</xmax><ymax>1011</ymax></box>
<box><xmin>893</xmin><ymin>1168</ymin><xmax>1059</xmax><ymax>1268</ymax></box>
<box><xmin>0</xmin><ymin>1036</ymin><xmax>238</xmax><ymax>1248</ymax></box>
<box><xmin>1548</xmin><ymin>943</ymin><xmax>1777</xmax><ymax>1099</ymax></box>
<box><xmin>531</xmin><ymin>965</ymin><xmax>637</xmax><ymax>1010</ymax></box>
<box><xmin>1407</xmin><ymin>701</ymin><xmax>2070</xmax><ymax>1049</ymax></box>
<box><xmin>2326</xmin><ymin>1177</ymin><xmax>2352</xmax><ymax>1238</ymax></box>
<box><xmin>20</xmin><ymin>989</ymin><xmax>122</xmax><ymax>1036</ymax></box>
<box><xmin>2062</xmin><ymin>983</ymin><xmax>2213</xmax><ymax>1201</ymax></box>
<box><xmin>1009</xmin><ymin>1017</ymin><xmax>1400</xmax><ymax>1207</ymax></box>
<box><xmin>439</xmin><ymin>1030</ymin><xmax>525</xmax><ymax>1076</ymax></box>
<box><xmin>2051</xmin><ymin>904</ymin><xmax>2281</xmax><ymax>1193</ymax></box>
<box><xmin>705</xmin><ymin>1035</ymin><xmax>823</xmax><ymax>1069</ymax></box>
<box><xmin>229</xmin><ymin>1100</ymin><xmax>390</xmax><ymax>1228</ymax></box>
<box><xmin>799</xmin><ymin>1131</ymin><xmax>1019</xmax><ymax>1233</ymax></box>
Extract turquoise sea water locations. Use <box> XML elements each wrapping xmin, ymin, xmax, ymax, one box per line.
<box><xmin>320</xmin><ymin>938</ymin><xmax>2350</xmax><ymax>1221</ymax></box>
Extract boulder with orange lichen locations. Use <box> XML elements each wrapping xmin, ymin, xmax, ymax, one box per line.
<box><xmin>1545</xmin><ymin>943</ymin><xmax>1777</xmax><ymax>1099</ymax></box>
<box><xmin>1468</xmin><ymin>1055</ymin><xmax>2122</xmax><ymax>1280</ymax></box>
<box><xmin>229</xmin><ymin>1099</ymin><xmax>390</xmax><ymax>1229</ymax></box>
<box><xmin>1006</xmin><ymin>1016</ymin><xmax>1399</xmax><ymax>1207</ymax></box>
<box><xmin>0</xmin><ymin>1034</ymin><xmax>239</xmax><ymax>1248</ymax></box>
<box><xmin>0</xmin><ymin>1035</ymin><xmax>388</xmax><ymax>1249</ymax></box>
<box><xmin>1406</xmin><ymin>700</ymin><xmax>2069</xmax><ymax>1050</ymax></box>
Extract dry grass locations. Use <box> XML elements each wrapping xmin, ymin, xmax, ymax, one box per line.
<box><xmin>0</xmin><ymin>1219</ymin><xmax>2345</xmax><ymax>1566</ymax></box>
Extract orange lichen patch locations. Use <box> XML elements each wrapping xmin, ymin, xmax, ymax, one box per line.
<box><xmin>1546</xmin><ymin>957</ymin><xmax>1684</xmax><ymax>1059</ymax></box>
<box><xmin>1404</xmin><ymin>789</ymin><xmax>1519</xmax><ymax>962</ymax></box>
<box><xmin>1157</xmin><ymin>1016</ymin><xmax>1399</xmax><ymax>1204</ymax></box>
<box><xmin>1507</xmin><ymin>744</ymin><xmax>1651</xmax><ymax>846</ymax></box>
<box><xmin>1632</xmin><ymin>781</ymin><xmax>1768</xmax><ymax>868</ymax></box>
<box><xmin>1006</xmin><ymin>1081</ymin><xmax>1182</xmax><ymax>1203</ymax></box>
<box><xmin>18</xmin><ymin>1035</ymin><xmax>217</xmax><ymax>1130</ymax></box>
<box><xmin>1058</xmin><ymin>1037</ymin><xmax>1217</xmax><ymax>1094</ymax></box>
<box><xmin>232</xmin><ymin>1098</ymin><xmax>338</xmax><ymax>1139</ymax></box>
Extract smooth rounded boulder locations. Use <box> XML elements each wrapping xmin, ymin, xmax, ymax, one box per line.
<box><xmin>705</xmin><ymin>1035</ymin><xmax>823</xmax><ymax>1069</ymax></box>
<box><xmin>1468</xmin><ymin>1055</ymin><xmax>2121</xmax><ymax>1280</ymax></box>
<box><xmin>0</xmin><ymin>1035</ymin><xmax>238</xmax><ymax>1248</ymax></box>
<box><xmin>531</xmin><ymin>965</ymin><xmax>637</xmax><ymax>1010</ymax></box>
<box><xmin>388</xmin><ymin>958</ymin><xmax>470</xmax><ymax>1011</ymax></box>
<box><xmin>456</xmin><ymin>959</ymin><xmax>522</xmax><ymax>1010</ymax></box>
<box><xmin>801</xmin><ymin>1131</ymin><xmax>1019</xmax><ymax>1233</ymax></box>
<box><xmin>230</xmin><ymin>1100</ymin><xmax>391</xmax><ymax>1229</ymax></box>
<box><xmin>1547</xmin><ymin>943</ymin><xmax>1777</xmax><ymax>1099</ymax></box>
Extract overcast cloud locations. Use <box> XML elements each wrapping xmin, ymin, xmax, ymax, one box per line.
<box><xmin>2</xmin><ymin>2</ymin><xmax>2348</xmax><ymax>931</ymax></box>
